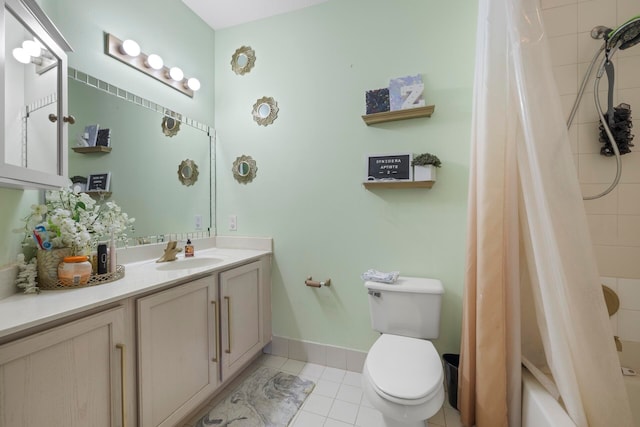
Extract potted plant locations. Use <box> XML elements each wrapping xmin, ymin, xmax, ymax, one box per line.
<box><xmin>411</xmin><ymin>153</ymin><xmax>441</xmax><ymax>181</ymax></box>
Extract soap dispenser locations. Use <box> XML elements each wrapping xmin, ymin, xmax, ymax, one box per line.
<box><xmin>185</xmin><ymin>239</ymin><xmax>195</xmax><ymax>257</ymax></box>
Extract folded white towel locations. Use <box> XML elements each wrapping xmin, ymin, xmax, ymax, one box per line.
<box><xmin>361</xmin><ymin>269</ymin><xmax>400</xmax><ymax>284</ymax></box>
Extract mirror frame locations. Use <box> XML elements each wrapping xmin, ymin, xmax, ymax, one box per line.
<box><xmin>230</xmin><ymin>45</ymin><xmax>256</xmax><ymax>75</ymax></box>
<box><xmin>177</xmin><ymin>159</ymin><xmax>199</xmax><ymax>186</ymax></box>
<box><xmin>161</xmin><ymin>115</ymin><xmax>181</xmax><ymax>137</ymax></box>
<box><xmin>232</xmin><ymin>155</ymin><xmax>257</xmax><ymax>184</ymax></box>
<box><xmin>252</xmin><ymin>96</ymin><xmax>279</xmax><ymax>126</ymax></box>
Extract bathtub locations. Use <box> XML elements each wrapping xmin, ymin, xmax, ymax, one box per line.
<box><xmin>522</xmin><ymin>340</ymin><xmax>639</xmax><ymax>427</ymax></box>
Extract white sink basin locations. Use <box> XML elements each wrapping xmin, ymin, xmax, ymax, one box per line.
<box><xmin>155</xmin><ymin>256</ymin><xmax>224</xmax><ymax>271</ymax></box>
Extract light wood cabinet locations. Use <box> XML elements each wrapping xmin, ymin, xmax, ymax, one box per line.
<box><xmin>137</xmin><ymin>275</ymin><xmax>219</xmax><ymax>427</ymax></box>
<box><xmin>220</xmin><ymin>260</ymin><xmax>263</xmax><ymax>382</ymax></box>
<box><xmin>0</xmin><ymin>307</ymin><xmax>127</xmax><ymax>427</ymax></box>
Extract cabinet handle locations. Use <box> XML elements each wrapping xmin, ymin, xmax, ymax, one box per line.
<box><xmin>48</xmin><ymin>113</ymin><xmax>58</xmax><ymax>123</ymax></box>
<box><xmin>211</xmin><ymin>300</ymin><xmax>219</xmax><ymax>362</ymax></box>
<box><xmin>116</xmin><ymin>343</ymin><xmax>127</xmax><ymax>427</ymax></box>
<box><xmin>225</xmin><ymin>296</ymin><xmax>232</xmax><ymax>354</ymax></box>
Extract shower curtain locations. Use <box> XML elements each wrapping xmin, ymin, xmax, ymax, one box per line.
<box><xmin>459</xmin><ymin>0</ymin><xmax>633</xmax><ymax>426</ymax></box>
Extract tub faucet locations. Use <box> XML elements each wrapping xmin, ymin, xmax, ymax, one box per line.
<box><xmin>156</xmin><ymin>241</ymin><xmax>182</xmax><ymax>263</ymax></box>
<box><xmin>614</xmin><ymin>335</ymin><xmax>622</xmax><ymax>352</ymax></box>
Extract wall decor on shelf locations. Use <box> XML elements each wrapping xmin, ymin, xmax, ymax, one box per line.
<box><xmin>231</xmin><ymin>46</ymin><xmax>256</xmax><ymax>75</ymax></box>
<box><xmin>366</xmin><ymin>153</ymin><xmax>412</xmax><ymax>182</ymax></box>
<box><xmin>87</xmin><ymin>172</ymin><xmax>111</xmax><ymax>192</ymax></box>
<box><xmin>362</xmin><ymin>73</ymin><xmax>435</xmax><ymax>125</ymax></box>
<box><xmin>411</xmin><ymin>153</ymin><xmax>441</xmax><ymax>182</ymax></box>
<box><xmin>252</xmin><ymin>96</ymin><xmax>279</xmax><ymax>126</ymax></box>
<box><xmin>177</xmin><ymin>159</ymin><xmax>199</xmax><ymax>186</ymax></box>
<box><xmin>232</xmin><ymin>155</ymin><xmax>257</xmax><ymax>184</ymax></box>
<box><xmin>104</xmin><ymin>33</ymin><xmax>201</xmax><ymax>97</ymax></box>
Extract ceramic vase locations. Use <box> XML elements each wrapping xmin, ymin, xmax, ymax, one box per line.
<box><xmin>414</xmin><ymin>165</ymin><xmax>437</xmax><ymax>181</ymax></box>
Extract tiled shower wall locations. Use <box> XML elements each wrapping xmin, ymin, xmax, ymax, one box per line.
<box><xmin>543</xmin><ymin>0</ymin><xmax>640</xmax><ymax>341</ymax></box>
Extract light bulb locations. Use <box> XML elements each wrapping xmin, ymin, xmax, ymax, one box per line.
<box><xmin>168</xmin><ymin>66</ymin><xmax>184</xmax><ymax>81</ymax></box>
<box><xmin>120</xmin><ymin>39</ymin><xmax>140</xmax><ymax>57</ymax></box>
<box><xmin>145</xmin><ymin>53</ymin><xmax>163</xmax><ymax>70</ymax></box>
<box><xmin>22</xmin><ymin>40</ymin><xmax>41</xmax><ymax>57</ymax></box>
<box><xmin>12</xmin><ymin>47</ymin><xmax>31</xmax><ymax>64</ymax></box>
<box><xmin>186</xmin><ymin>77</ymin><xmax>201</xmax><ymax>91</ymax></box>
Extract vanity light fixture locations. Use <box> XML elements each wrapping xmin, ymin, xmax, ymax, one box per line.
<box><xmin>145</xmin><ymin>53</ymin><xmax>164</xmax><ymax>70</ymax></box>
<box><xmin>11</xmin><ymin>38</ymin><xmax>56</xmax><ymax>74</ymax></box>
<box><xmin>120</xmin><ymin>39</ymin><xmax>141</xmax><ymax>57</ymax></box>
<box><xmin>105</xmin><ymin>33</ymin><xmax>200</xmax><ymax>97</ymax></box>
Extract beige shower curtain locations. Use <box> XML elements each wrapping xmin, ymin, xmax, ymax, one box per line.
<box><xmin>459</xmin><ymin>0</ymin><xmax>633</xmax><ymax>426</ymax></box>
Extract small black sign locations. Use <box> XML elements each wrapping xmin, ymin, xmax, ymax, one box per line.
<box><xmin>87</xmin><ymin>172</ymin><xmax>111</xmax><ymax>191</ymax></box>
<box><xmin>367</xmin><ymin>153</ymin><xmax>412</xmax><ymax>181</ymax></box>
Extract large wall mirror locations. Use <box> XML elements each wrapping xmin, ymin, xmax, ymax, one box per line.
<box><xmin>67</xmin><ymin>76</ymin><xmax>214</xmax><ymax>241</ymax></box>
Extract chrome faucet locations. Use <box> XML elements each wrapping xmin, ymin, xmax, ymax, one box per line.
<box><xmin>156</xmin><ymin>241</ymin><xmax>182</xmax><ymax>263</ymax></box>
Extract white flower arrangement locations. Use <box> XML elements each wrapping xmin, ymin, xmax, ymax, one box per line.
<box><xmin>15</xmin><ymin>254</ymin><xmax>38</xmax><ymax>294</ymax></box>
<box><xmin>17</xmin><ymin>187</ymin><xmax>135</xmax><ymax>255</ymax></box>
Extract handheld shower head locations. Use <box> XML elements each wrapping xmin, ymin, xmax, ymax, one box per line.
<box><xmin>607</xmin><ymin>16</ymin><xmax>640</xmax><ymax>50</ymax></box>
<box><xmin>591</xmin><ymin>26</ymin><xmax>613</xmax><ymax>40</ymax></box>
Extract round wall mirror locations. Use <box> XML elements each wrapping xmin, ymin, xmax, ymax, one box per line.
<box><xmin>231</xmin><ymin>46</ymin><xmax>256</xmax><ymax>75</ymax></box>
<box><xmin>162</xmin><ymin>116</ymin><xmax>181</xmax><ymax>137</ymax></box>
<box><xmin>232</xmin><ymin>155</ymin><xmax>257</xmax><ymax>184</ymax></box>
<box><xmin>177</xmin><ymin>159</ymin><xmax>199</xmax><ymax>186</ymax></box>
<box><xmin>252</xmin><ymin>96</ymin><xmax>279</xmax><ymax>126</ymax></box>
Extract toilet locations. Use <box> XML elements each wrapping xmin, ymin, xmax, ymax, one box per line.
<box><xmin>362</xmin><ymin>276</ymin><xmax>445</xmax><ymax>427</ymax></box>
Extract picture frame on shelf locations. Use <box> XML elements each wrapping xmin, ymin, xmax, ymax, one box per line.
<box><xmin>366</xmin><ymin>153</ymin><xmax>413</xmax><ymax>182</ymax></box>
<box><xmin>87</xmin><ymin>172</ymin><xmax>111</xmax><ymax>191</ymax></box>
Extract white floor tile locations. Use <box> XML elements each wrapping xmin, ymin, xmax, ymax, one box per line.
<box><xmin>342</xmin><ymin>371</ymin><xmax>362</xmax><ymax>387</ymax></box>
<box><xmin>429</xmin><ymin>406</ymin><xmax>446</xmax><ymax>426</ymax></box>
<box><xmin>360</xmin><ymin>394</ymin><xmax>375</xmax><ymax>409</ymax></box>
<box><xmin>322</xmin><ymin>366</ymin><xmax>347</xmax><ymax>383</ymax></box>
<box><xmin>313</xmin><ymin>379</ymin><xmax>341</xmax><ymax>398</ymax></box>
<box><xmin>281</xmin><ymin>358</ymin><xmax>306</xmax><ymax>374</ymax></box>
<box><xmin>324</xmin><ymin>418</ymin><xmax>353</xmax><ymax>427</ymax></box>
<box><xmin>303</xmin><ymin>394</ymin><xmax>334</xmax><ymax>416</ymax></box>
<box><xmin>444</xmin><ymin>405</ymin><xmax>463</xmax><ymax>427</ymax></box>
<box><xmin>336</xmin><ymin>383</ymin><xmax>363</xmax><ymax>404</ymax></box>
<box><xmin>291</xmin><ymin>410</ymin><xmax>326</xmax><ymax>427</ymax></box>
<box><xmin>328</xmin><ymin>400</ymin><xmax>359</xmax><ymax>424</ymax></box>
<box><xmin>258</xmin><ymin>354</ymin><xmax>287</xmax><ymax>369</ymax></box>
<box><xmin>355</xmin><ymin>405</ymin><xmax>385</xmax><ymax>427</ymax></box>
<box><xmin>300</xmin><ymin>362</ymin><xmax>326</xmax><ymax>379</ymax></box>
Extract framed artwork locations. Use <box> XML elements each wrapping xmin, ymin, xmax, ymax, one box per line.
<box><xmin>87</xmin><ymin>172</ymin><xmax>111</xmax><ymax>191</ymax></box>
<box><xmin>366</xmin><ymin>153</ymin><xmax>413</xmax><ymax>182</ymax></box>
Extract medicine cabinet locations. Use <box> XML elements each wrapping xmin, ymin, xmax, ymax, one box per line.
<box><xmin>1</xmin><ymin>0</ymin><xmax>73</xmax><ymax>189</ymax></box>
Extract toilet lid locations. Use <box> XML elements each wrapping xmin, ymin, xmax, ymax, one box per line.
<box><xmin>366</xmin><ymin>334</ymin><xmax>443</xmax><ymax>401</ymax></box>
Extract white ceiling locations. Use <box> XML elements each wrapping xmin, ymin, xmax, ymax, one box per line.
<box><xmin>181</xmin><ymin>0</ymin><xmax>330</xmax><ymax>30</ymax></box>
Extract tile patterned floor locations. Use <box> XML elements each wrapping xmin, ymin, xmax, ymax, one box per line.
<box><xmin>184</xmin><ymin>354</ymin><xmax>463</xmax><ymax>427</ymax></box>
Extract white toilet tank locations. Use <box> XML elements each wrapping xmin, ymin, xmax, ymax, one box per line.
<box><xmin>365</xmin><ymin>276</ymin><xmax>444</xmax><ymax>339</ymax></box>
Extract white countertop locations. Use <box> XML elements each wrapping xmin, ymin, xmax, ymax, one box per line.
<box><xmin>0</xmin><ymin>244</ymin><xmax>271</xmax><ymax>340</ymax></box>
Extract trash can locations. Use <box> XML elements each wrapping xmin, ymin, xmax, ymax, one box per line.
<box><xmin>443</xmin><ymin>353</ymin><xmax>460</xmax><ymax>410</ymax></box>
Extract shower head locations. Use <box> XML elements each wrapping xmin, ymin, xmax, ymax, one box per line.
<box><xmin>607</xmin><ymin>16</ymin><xmax>640</xmax><ymax>50</ymax></box>
<box><xmin>591</xmin><ymin>26</ymin><xmax>613</xmax><ymax>40</ymax></box>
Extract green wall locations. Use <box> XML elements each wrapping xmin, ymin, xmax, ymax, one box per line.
<box><xmin>214</xmin><ymin>0</ymin><xmax>477</xmax><ymax>353</ymax></box>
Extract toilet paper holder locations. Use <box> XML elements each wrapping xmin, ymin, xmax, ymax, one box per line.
<box><xmin>305</xmin><ymin>276</ymin><xmax>331</xmax><ymax>288</ymax></box>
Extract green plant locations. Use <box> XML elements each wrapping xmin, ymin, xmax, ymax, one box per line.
<box><xmin>411</xmin><ymin>153</ymin><xmax>441</xmax><ymax>168</ymax></box>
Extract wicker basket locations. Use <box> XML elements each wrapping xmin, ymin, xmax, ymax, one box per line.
<box><xmin>36</xmin><ymin>249</ymin><xmax>125</xmax><ymax>290</ymax></box>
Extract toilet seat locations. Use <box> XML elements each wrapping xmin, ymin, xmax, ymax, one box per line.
<box><xmin>365</xmin><ymin>334</ymin><xmax>443</xmax><ymax>404</ymax></box>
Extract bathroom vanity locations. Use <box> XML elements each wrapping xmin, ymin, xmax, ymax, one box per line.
<box><xmin>0</xmin><ymin>239</ymin><xmax>272</xmax><ymax>427</ymax></box>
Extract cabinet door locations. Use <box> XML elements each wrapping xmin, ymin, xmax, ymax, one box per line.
<box><xmin>220</xmin><ymin>260</ymin><xmax>263</xmax><ymax>381</ymax></box>
<box><xmin>137</xmin><ymin>276</ymin><xmax>219</xmax><ymax>427</ymax></box>
<box><xmin>0</xmin><ymin>307</ymin><xmax>127</xmax><ymax>427</ymax></box>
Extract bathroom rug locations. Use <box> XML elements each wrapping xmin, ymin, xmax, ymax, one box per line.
<box><xmin>194</xmin><ymin>366</ymin><xmax>315</xmax><ymax>427</ymax></box>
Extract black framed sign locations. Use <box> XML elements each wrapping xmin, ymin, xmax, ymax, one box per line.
<box><xmin>366</xmin><ymin>153</ymin><xmax>412</xmax><ymax>181</ymax></box>
<box><xmin>87</xmin><ymin>172</ymin><xmax>111</xmax><ymax>191</ymax></box>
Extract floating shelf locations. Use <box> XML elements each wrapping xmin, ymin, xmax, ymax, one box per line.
<box><xmin>72</xmin><ymin>146</ymin><xmax>112</xmax><ymax>154</ymax></box>
<box><xmin>363</xmin><ymin>180</ymin><xmax>434</xmax><ymax>189</ymax></box>
<box><xmin>361</xmin><ymin>105</ymin><xmax>435</xmax><ymax>125</ymax></box>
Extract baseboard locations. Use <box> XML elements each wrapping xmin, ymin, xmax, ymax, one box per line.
<box><xmin>263</xmin><ymin>336</ymin><xmax>367</xmax><ymax>373</ymax></box>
